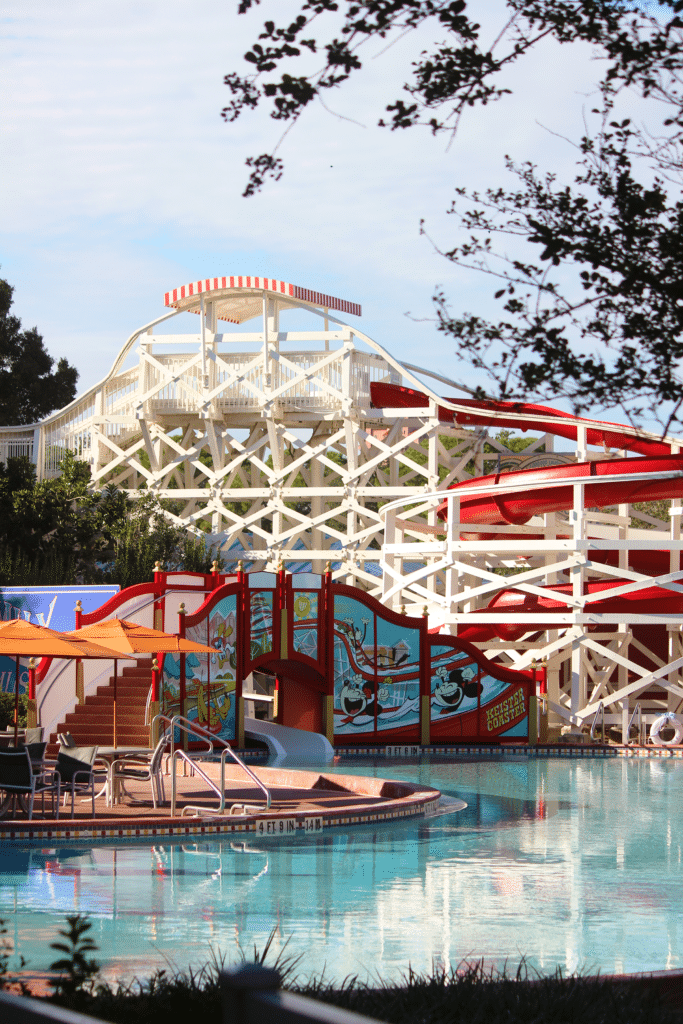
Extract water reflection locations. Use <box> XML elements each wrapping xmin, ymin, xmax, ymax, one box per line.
<box><xmin>1</xmin><ymin>758</ymin><xmax>682</xmax><ymax>982</ymax></box>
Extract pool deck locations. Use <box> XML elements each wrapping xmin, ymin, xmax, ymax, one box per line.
<box><xmin>0</xmin><ymin>761</ymin><xmax>443</xmax><ymax>842</ymax></box>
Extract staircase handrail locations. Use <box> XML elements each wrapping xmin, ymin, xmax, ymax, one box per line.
<box><xmin>153</xmin><ymin>712</ymin><xmax>271</xmax><ymax>813</ymax></box>
<box><xmin>79</xmin><ymin>583</ymin><xmax>157</xmax><ymax>625</ymax></box>
<box><xmin>79</xmin><ymin>577</ymin><xmax>234</xmax><ymax>628</ymax></box>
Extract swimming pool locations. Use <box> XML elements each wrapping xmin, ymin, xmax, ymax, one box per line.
<box><xmin>1</xmin><ymin>756</ymin><xmax>681</xmax><ymax>984</ymax></box>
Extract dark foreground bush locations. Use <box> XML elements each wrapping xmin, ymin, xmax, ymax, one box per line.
<box><xmin>6</xmin><ymin>916</ymin><xmax>682</xmax><ymax>1024</ymax></box>
<box><xmin>53</xmin><ymin>959</ymin><xmax>683</xmax><ymax>1024</ymax></box>
<box><xmin>300</xmin><ymin>962</ymin><xmax>682</xmax><ymax>1024</ymax></box>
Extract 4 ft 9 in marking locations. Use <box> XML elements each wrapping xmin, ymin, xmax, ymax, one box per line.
<box><xmin>256</xmin><ymin>818</ymin><xmax>296</xmax><ymax>835</ymax></box>
<box><xmin>255</xmin><ymin>817</ymin><xmax>324</xmax><ymax>836</ymax></box>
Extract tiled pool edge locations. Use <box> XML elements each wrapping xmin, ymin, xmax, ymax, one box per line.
<box><xmin>231</xmin><ymin>743</ymin><xmax>683</xmax><ymax>759</ymax></box>
<box><xmin>335</xmin><ymin>744</ymin><xmax>683</xmax><ymax>758</ymax></box>
<box><xmin>0</xmin><ymin>765</ymin><xmax>441</xmax><ymax>844</ymax></box>
<box><xmin>1</xmin><ymin>744</ymin><xmax>677</xmax><ymax>844</ymax></box>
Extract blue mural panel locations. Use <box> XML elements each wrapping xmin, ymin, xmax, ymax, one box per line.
<box><xmin>180</xmin><ymin>595</ymin><xmax>237</xmax><ymax>742</ymax></box>
<box><xmin>292</xmin><ymin>590</ymin><xmax>318</xmax><ymax>661</ymax></box>
<box><xmin>333</xmin><ymin>595</ymin><xmax>375</xmax><ymax>736</ymax></box>
<box><xmin>0</xmin><ymin>586</ymin><xmax>119</xmax><ymax>631</ymax></box>
<box><xmin>429</xmin><ymin>642</ymin><xmax>528</xmax><ymax>740</ymax></box>
<box><xmin>373</xmin><ymin>618</ymin><xmax>420</xmax><ymax>733</ymax></box>
<box><xmin>250</xmin><ymin>592</ymin><xmax>273</xmax><ymax>660</ymax></box>
<box><xmin>0</xmin><ymin>660</ymin><xmax>28</xmax><ymax>696</ymax></box>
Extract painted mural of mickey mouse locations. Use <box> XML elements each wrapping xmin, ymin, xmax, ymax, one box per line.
<box><xmin>339</xmin><ymin>676</ymin><xmax>365</xmax><ymax>717</ymax></box>
<box><xmin>339</xmin><ymin>673</ymin><xmax>390</xmax><ymax>724</ymax></box>
<box><xmin>433</xmin><ymin>665</ymin><xmax>483</xmax><ymax>714</ymax></box>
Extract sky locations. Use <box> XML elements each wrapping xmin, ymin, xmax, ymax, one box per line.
<box><xmin>0</xmin><ymin>1</ymin><xmax>659</xmax><ymax>407</ymax></box>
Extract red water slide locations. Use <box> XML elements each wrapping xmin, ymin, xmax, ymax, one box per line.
<box><xmin>370</xmin><ymin>383</ymin><xmax>683</xmax><ymax>641</ymax></box>
<box><xmin>370</xmin><ymin>383</ymin><xmax>670</xmax><ymax>457</ymax></box>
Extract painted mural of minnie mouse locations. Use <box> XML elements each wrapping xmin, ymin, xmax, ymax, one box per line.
<box><xmin>433</xmin><ymin>665</ymin><xmax>483</xmax><ymax>714</ymax></box>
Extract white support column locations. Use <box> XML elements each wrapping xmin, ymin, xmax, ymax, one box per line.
<box><xmin>310</xmin><ymin>431</ymin><xmax>325</xmax><ymax>575</ymax></box>
<box><xmin>200</xmin><ymin>296</ymin><xmax>208</xmax><ymax>389</ymax></box>
<box><xmin>267</xmin><ymin>418</ymin><xmax>285</xmax><ymax>568</ymax></box>
<box><xmin>344</xmin><ymin>415</ymin><xmax>359</xmax><ymax>586</ymax></box>
<box><xmin>382</xmin><ymin>507</ymin><xmax>397</xmax><ymax>605</ymax></box>
<box><xmin>569</xmin><ymin>481</ymin><xmax>586</xmax><ymax>730</ymax></box>
<box><xmin>427</xmin><ymin>418</ymin><xmax>440</xmax><ymax>598</ymax></box>
<box><xmin>445</xmin><ymin>493</ymin><xmax>461</xmax><ymax>621</ymax></box>
<box><xmin>262</xmin><ymin>293</ymin><xmax>271</xmax><ymax>394</ymax></box>
<box><xmin>575</xmin><ymin>423</ymin><xmax>588</xmax><ymax>463</ymax></box>
<box><xmin>618</xmin><ymin>501</ymin><xmax>630</xmax><ymax>735</ymax></box>
<box><xmin>32</xmin><ymin>425</ymin><xmax>42</xmax><ymax>478</ymax></box>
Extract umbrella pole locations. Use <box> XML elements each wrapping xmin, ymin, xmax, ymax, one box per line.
<box><xmin>13</xmin><ymin>655</ymin><xmax>19</xmax><ymax>747</ymax></box>
<box><xmin>113</xmin><ymin>661</ymin><xmax>118</xmax><ymax>746</ymax></box>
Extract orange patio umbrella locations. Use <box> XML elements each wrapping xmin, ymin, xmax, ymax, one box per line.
<box><xmin>64</xmin><ymin>618</ymin><xmax>218</xmax><ymax>743</ymax></box>
<box><xmin>64</xmin><ymin>618</ymin><xmax>219</xmax><ymax>656</ymax></box>
<box><xmin>0</xmin><ymin>618</ymin><xmax>126</xmax><ymax>745</ymax></box>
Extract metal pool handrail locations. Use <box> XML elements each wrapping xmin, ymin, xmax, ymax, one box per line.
<box><xmin>171</xmin><ymin>748</ymin><xmax>224</xmax><ymax>816</ymax></box>
<box><xmin>590</xmin><ymin>701</ymin><xmax>606</xmax><ymax>743</ymax></box>
<box><xmin>152</xmin><ymin>713</ymin><xmax>214</xmax><ymax>756</ymax></box>
<box><xmin>627</xmin><ymin>702</ymin><xmax>643</xmax><ymax>745</ymax></box>
<box><xmin>154</xmin><ymin>713</ymin><xmax>271</xmax><ymax>814</ymax></box>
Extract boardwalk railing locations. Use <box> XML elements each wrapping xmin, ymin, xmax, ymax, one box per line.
<box><xmin>221</xmin><ymin>964</ymin><xmax>380</xmax><ymax>1024</ymax></box>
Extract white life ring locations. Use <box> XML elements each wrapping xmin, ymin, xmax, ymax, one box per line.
<box><xmin>649</xmin><ymin>713</ymin><xmax>683</xmax><ymax>746</ymax></box>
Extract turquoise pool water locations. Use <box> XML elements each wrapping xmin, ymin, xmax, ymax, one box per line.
<box><xmin>1</xmin><ymin>756</ymin><xmax>681</xmax><ymax>984</ymax></box>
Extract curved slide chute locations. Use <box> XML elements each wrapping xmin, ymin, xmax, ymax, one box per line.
<box><xmin>431</xmin><ymin>453</ymin><xmax>683</xmax><ymax>528</ymax></box>
<box><xmin>370</xmin><ymin>383</ymin><xmax>671</xmax><ymax>457</ymax></box>
<box><xmin>244</xmin><ymin>716</ymin><xmax>334</xmax><ymax>766</ymax></box>
<box><xmin>371</xmin><ymin>382</ymin><xmax>683</xmax><ymax>642</ymax></box>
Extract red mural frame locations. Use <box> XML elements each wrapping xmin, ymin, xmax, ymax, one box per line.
<box><xmin>129</xmin><ymin>567</ymin><xmax>536</xmax><ymax>747</ymax></box>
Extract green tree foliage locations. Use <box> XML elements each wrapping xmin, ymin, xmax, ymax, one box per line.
<box><xmin>0</xmin><ymin>692</ymin><xmax>27</xmax><ymax>730</ymax></box>
<box><xmin>226</xmin><ymin>2</ymin><xmax>683</xmax><ymax>428</ymax></box>
<box><xmin>0</xmin><ymin>454</ymin><xmax>221</xmax><ymax>588</ymax></box>
<box><xmin>226</xmin><ymin>2</ymin><xmax>681</xmax><ymax>193</ymax></box>
<box><xmin>433</xmin><ymin>119</ymin><xmax>683</xmax><ymax>430</ymax></box>
<box><xmin>0</xmin><ymin>278</ymin><xmax>78</xmax><ymax>424</ymax></box>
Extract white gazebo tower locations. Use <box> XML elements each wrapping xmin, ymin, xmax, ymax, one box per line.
<box><xmin>4</xmin><ymin>275</ymin><xmax>490</xmax><ymax>589</ymax></box>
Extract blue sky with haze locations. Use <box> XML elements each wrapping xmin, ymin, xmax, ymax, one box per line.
<box><xmin>0</xmin><ymin>1</ymin><xmax>658</xmax><ymax>407</ymax></box>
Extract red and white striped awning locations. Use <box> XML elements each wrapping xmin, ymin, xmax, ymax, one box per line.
<box><xmin>164</xmin><ymin>275</ymin><xmax>361</xmax><ymax>324</ymax></box>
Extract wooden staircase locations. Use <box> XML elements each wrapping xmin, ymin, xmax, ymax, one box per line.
<box><xmin>48</xmin><ymin>660</ymin><xmax>154</xmax><ymax>754</ymax></box>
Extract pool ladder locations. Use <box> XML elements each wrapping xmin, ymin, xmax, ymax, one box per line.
<box><xmin>152</xmin><ymin>713</ymin><xmax>271</xmax><ymax>818</ymax></box>
<box><xmin>591</xmin><ymin>702</ymin><xmax>645</xmax><ymax>745</ymax></box>
<box><xmin>590</xmin><ymin>702</ymin><xmax>606</xmax><ymax>744</ymax></box>
<box><xmin>626</xmin><ymin>702</ymin><xmax>644</xmax><ymax>745</ymax></box>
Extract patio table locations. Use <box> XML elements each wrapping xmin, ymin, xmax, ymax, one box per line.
<box><xmin>95</xmin><ymin>746</ymin><xmax>153</xmax><ymax>806</ymax></box>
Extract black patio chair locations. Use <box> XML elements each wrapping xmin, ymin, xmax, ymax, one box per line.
<box><xmin>0</xmin><ymin>749</ymin><xmax>60</xmax><ymax>820</ymax></box>
<box><xmin>55</xmin><ymin>745</ymin><xmax>100</xmax><ymax>818</ymax></box>
<box><xmin>21</xmin><ymin>740</ymin><xmax>47</xmax><ymax>771</ymax></box>
<box><xmin>17</xmin><ymin>729</ymin><xmax>47</xmax><ymax>771</ymax></box>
